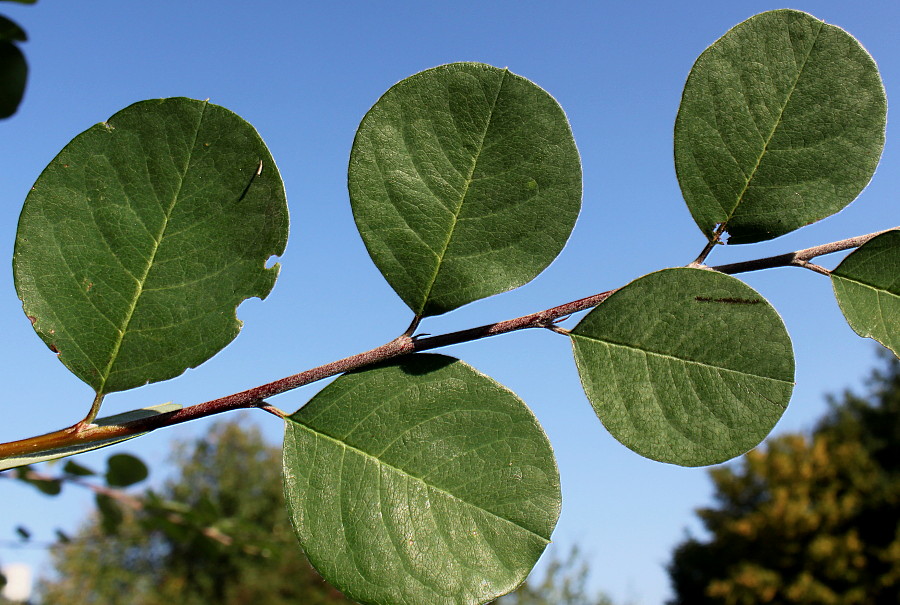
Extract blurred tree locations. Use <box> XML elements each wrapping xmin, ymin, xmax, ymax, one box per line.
<box><xmin>667</xmin><ymin>351</ymin><xmax>900</xmax><ymax>604</ymax></box>
<box><xmin>37</xmin><ymin>419</ymin><xmax>353</xmax><ymax>605</ymax></box>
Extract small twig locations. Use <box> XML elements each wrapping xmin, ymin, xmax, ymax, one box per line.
<box><xmin>790</xmin><ymin>259</ymin><xmax>831</xmax><ymax>276</ymax></box>
<box><xmin>689</xmin><ymin>223</ymin><xmax>727</xmax><ymax>267</ymax></box>
<box><xmin>73</xmin><ymin>393</ymin><xmax>105</xmax><ymax>433</ymax></box>
<box><xmin>708</xmin><ymin>227</ymin><xmax>895</xmax><ymax>275</ymax></box>
<box><xmin>403</xmin><ymin>316</ymin><xmax>422</xmax><ymax>337</ymax></box>
<box><xmin>258</xmin><ymin>402</ymin><xmax>286</xmax><ymax>419</ymax></box>
<box><xmin>0</xmin><ymin>228</ymin><xmax>891</xmax><ymax>461</ymax></box>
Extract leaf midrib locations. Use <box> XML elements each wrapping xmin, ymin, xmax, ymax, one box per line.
<box><xmin>833</xmin><ymin>273</ymin><xmax>899</xmax><ymax>296</ymax></box>
<box><xmin>288</xmin><ymin>418</ymin><xmax>550</xmax><ymax>543</ymax></box>
<box><xmin>416</xmin><ymin>69</ymin><xmax>509</xmax><ymax>316</ymax></box>
<box><xmin>720</xmin><ymin>21</ymin><xmax>823</xmax><ymax>230</ymax></box>
<box><xmin>572</xmin><ymin>333</ymin><xmax>794</xmax><ymax>385</ymax></box>
<box><xmin>96</xmin><ymin>101</ymin><xmax>208</xmax><ymax>394</ymax></box>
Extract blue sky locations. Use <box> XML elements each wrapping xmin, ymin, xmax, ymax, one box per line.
<box><xmin>0</xmin><ymin>1</ymin><xmax>897</xmax><ymax>603</ymax></box>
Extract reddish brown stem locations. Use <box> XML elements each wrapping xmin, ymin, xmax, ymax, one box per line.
<box><xmin>0</xmin><ymin>228</ymin><xmax>892</xmax><ymax>460</ymax></box>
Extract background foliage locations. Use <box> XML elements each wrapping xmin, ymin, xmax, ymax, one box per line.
<box><xmin>668</xmin><ymin>351</ymin><xmax>900</xmax><ymax>604</ymax></box>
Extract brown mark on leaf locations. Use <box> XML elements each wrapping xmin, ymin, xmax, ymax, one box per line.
<box><xmin>695</xmin><ymin>296</ymin><xmax>762</xmax><ymax>305</ymax></box>
<box><xmin>48</xmin><ymin>343</ymin><xmax>59</xmax><ymax>354</ymax></box>
<box><xmin>27</xmin><ymin>315</ymin><xmax>37</xmax><ymax>326</ymax></box>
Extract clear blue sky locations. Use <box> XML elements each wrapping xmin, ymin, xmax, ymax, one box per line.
<box><xmin>0</xmin><ymin>2</ymin><xmax>897</xmax><ymax>603</ymax></box>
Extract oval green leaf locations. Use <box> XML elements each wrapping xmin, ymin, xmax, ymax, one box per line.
<box><xmin>105</xmin><ymin>453</ymin><xmax>149</xmax><ymax>487</ymax></box>
<box><xmin>571</xmin><ymin>268</ymin><xmax>794</xmax><ymax>466</ymax></box>
<box><xmin>349</xmin><ymin>62</ymin><xmax>581</xmax><ymax>317</ymax></box>
<box><xmin>283</xmin><ymin>354</ymin><xmax>561</xmax><ymax>605</ymax></box>
<box><xmin>14</xmin><ymin>98</ymin><xmax>288</xmax><ymax>395</ymax></box>
<box><xmin>832</xmin><ymin>229</ymin><xmax>900</xmax><ymax>356</ymax></box>
<box><xmin>675</xmin><ymin>9</ymin><xmax>886</xmax><ymax>244</ymax></box>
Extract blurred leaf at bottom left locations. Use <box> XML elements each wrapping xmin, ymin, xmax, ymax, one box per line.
<box><xmin>38</xmin><ymin>420</ymin><xmax>352</xmax><ymax>605</ymax></box>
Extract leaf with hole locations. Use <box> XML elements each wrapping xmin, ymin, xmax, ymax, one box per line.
<box><xmin>675</xmin><ymin>9</ymin><xmax>886</xmax><ymax>244</ymax></box>
<box><xmin>832</xmin><ymin>229</ymin><xmax>900</xmax><ymax>356</ymax></box>
<box><xmin>571</xmin><ymin>268</ymin><xmax>794</xmax><ymax>466</ymax></box>
<box><xmin>14</xmin><ymin>98</ymin><xmax>288</xmax><ymax>396</ymax></box>
<box><xmin>349</xmin><ymin>62</ymin><xmax>581</xmax><ymax>317</ymax></box>
<box><xmin>283</xmin><ymin>354</ymin><xmax>561</xmax><ymax>605</ymax></box>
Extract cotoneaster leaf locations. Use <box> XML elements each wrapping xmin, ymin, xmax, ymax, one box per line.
<box><xmin>675</xmin><ymin>9</ymin><xmax>886</xmax><ymax>244</ymax></box>
<box><xmin>832</xmin><ymin>229</ymin><xmax>900</xmax><ymax>356</ymax></box>
<box><xmin>349</xmin><ymin>62</ymin><xmax>581</xmax><ymax>317</ymax></box>
<box><xmin>14</xmin><ymin>98</ymin><xmax>288</xmax><ymax>396</ymax></box>
<box><xmin>571</xmin><ymin>268</ymin><xmax>794</xmax><ymax>466</ymax></box>
<box><xmin>283</xmin><ymin>354</ymin><xmax>560</xmax><ymax>605</ymax></box>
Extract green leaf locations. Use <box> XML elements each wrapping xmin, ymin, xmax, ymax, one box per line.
<box><xmin>0</xmin><ymin>16</ymin><xmax>26</xmax><ymax>42</ymax></box>
<box><xmin>832</xmin><ymin>229</ymin><xmax>900</xmax><ymax>356</ymax></box>
<box><xmin>15</xmin><ymin>466</ymin><xmax>61</xmax><ymax>495</ymax></box>
<box><xmin>14</xmin><ymin>98</ymin><xmax>288</xmax><ymax>395</ymax></box>
<box><xmin>675</xmin><ymin>10</ymin><xmax>886</xmax><ymax>244</ymax></box>
<box><xmin>571</xmin><ymin>268</ymin><xmax>794</xmax><ymax>466</ymax></box>
<box><xmin>349</xmin><ymin>62</ymin><xmax>581</xmax><ymax>317</ymax></box>
<box><xmin>0</xmin><ymin>34</ymin><xmax>26</xmax><ymax>119</ymax></box>
<box><xmin>62</xmin><ymin>460</ymin><xmax>95</xmax><ymax>477</ymax></box>
<box><xmin>0</xmin><ymin>403</ymin><xmax>181</xmax><ymax>471</ymax></box>
<box><xmin>105</xmin><ymin>453</ymin><xmax>148</xmax><ymax>487</ymax></box>
<box><xmin>283</xmin><ymin>354</ymin><xmax>560</xmax><ymax>605</ymax></box>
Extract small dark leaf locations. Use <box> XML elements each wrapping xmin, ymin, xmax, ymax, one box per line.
<box><xmin>14</xmin><ymin>525</ymin><xmax>30</xmax><ymax>541</ymax></box>
<box><xmin>105</xmin><ymin>453</ymin><xmax>148</xmax><ymax>487</ymax></box>
<box><xmin>0</xmin><ymin>37</ymin><xmax>26</xmax><ymax>119</ymax></box>
<box><xmin>62</xmin><ymin>460</ymin><xmax>95</xmax><ymax>477</ymax></box>
<box><xmin>15</xmin><ymin>466</ymin><xmax>62</xmax><ymax>495</ymax></box>
<box><xmin>54</xmin><ymin>529</ymin><xmax>71</xmax><ymax>543</ymax></box>
<box><xmin>0</xmin><ymin>16</ymin><xmax>27</xmax><ymax>42</ymax></box>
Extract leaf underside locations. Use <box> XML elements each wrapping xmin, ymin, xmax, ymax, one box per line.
<box><xmin>571</xmin><ymin>268</ymin><xmax>794</xmax><ymax>466</ymax></box>
<box><xmin>349</xmin><ymin>62</ymin><xmax>581</xmax><ymax>317</ymax></box>
<box><xmin>675</xmin><ymin>9</ymin><xmax>886</xmax><ymax>244</ymax></box>
<box><xmin>283</xmin><ymin>354</ymin><xmax>561</xmax><ymax>605</ymax></box>
<box><xmin>832</xmin><ymin>229</ymin><xmax>900</xmax><ymax>356</ymax></box>
<box><xmin>14</xmin><ymin>98</ymin><xmax>288</xmax><ymax>395</ymax></box>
